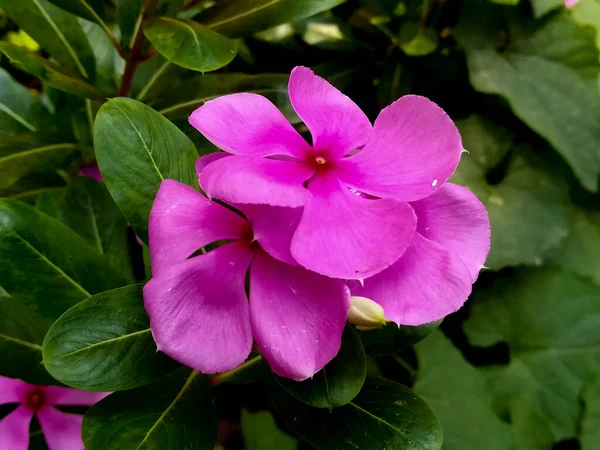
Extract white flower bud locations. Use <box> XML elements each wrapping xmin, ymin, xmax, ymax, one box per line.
<box><xmin>347</xmin><ymin>296</ymin><xmax>388</xmax><ymax>331</ymax></box>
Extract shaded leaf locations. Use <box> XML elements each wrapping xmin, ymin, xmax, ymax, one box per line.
<box><xmin>0</xmin><ymin>0</ymin><xmax>95</xmax><ymax>78</ymax></box>
<box><xmin>276</xmin><ymin>326</ymin><xmax>366</xmax><ymax>409</ymax></box>
<box><xmin>452</xmin><ymin>115</ymin><xmax>570</xmax><ymax>269</ymax></box>
<box><xmin>273</xmin><ymin>377</ymin><xmax>443</xmax><ymax>450</ymax></box>
<box><xmin>144</xmin><ymin>17</ymin><xmax>237</xmax><ymax>72</ymax></box>
<box><xmin>116</xmin><ymin>0</ymin><xmax>143</xmax><ymax>48</ymax></box>
<box><xmin>0</xmin><ymin>68</ymin><xmax>47</xmax><ymax>136</ymax></box>
<box><xmin>414</xmin><ymin>331</ymin><xmax>514</xmax><ymax>450</ymax></box>
<box><xmin>43</xmin><ymin>284</ymin><xmax>180</xmax><ymax>391</ymax></box>
<box><xmin>581</xmin><ymin>376</ymin><xmax>600</xmax><ymax>450</ymax></box>
<box><xmin>200</xmin><ymin>0</ymin><xmax>347</xmax><ymax>39</ymax></box>
<box><xmin>35</xmin><ymin>189</ymin><xmax>63</xmax><ymax>218</ymax></box>
<box><xmin>241</xmin><ymin>409</ymin><xmax>298</xmax><ymax>450</ymax></box>
<box><xmin>82</xmin><ymin>368</ymin><xmax>217</xmax><ymax>450</ymax></box>
<box><xmin>46</xmin><ymin>0</ymin><xmax>104</xmax><ymax>23</ymax></box>
<box><xmin>0</xmin><ymin>43</ymin><xmax>106</xmax><ymax>100</ymax></box>
<box><xmin>94</xmin><ymin>98</ymin><xmax>199</xmax><ymax>243</ymax></box>
<box><xmin>0</xmin><ymin>172</ymin><xmax>65</xmax><ymax>203</ymax></box>
<box><xmin>359</xmin><ymin>320</ymin><xmax>440</xmax><ymax>358</ymax></box>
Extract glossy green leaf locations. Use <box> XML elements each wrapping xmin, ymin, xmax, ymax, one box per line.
<box><xmin>45</xmin><ymin>0</ymin><xmax>104</xmax><ymax>23</ymax></box>
<box><xmin>457</xmin><ymin>10</ymin><xmax>600</xmax><ymax>191</ymax></box>
<box><xmin>82</xmin><ymin>21</ymin><xmax>123</xmax><ymax>95</ymax></box>
<box><xmin>155</xmin><ymin>72</ymin><xmax>290</xmax><ymax>118</ymax></box>
<box><xmin>0</xmin><ymin>172</ymin><xmax>65</xmax><ymax>203</ymax></box>
<box><xmin>35</xmin><ymin>189</ymin><xmax>63</xmax><ymax>218</ymax></box>
<box><xmin>0</xmin><ymin>133</ymin><xmax>79</xmax><ymax>190</ymax></box>
<box><xmin>399</xmin><ymin>23</ymin><xmax>438</xmax><ymax>56</ymax></box>
<box><xmin>464</xmin><ymin>268</ymin><xmax>600</xmax><ymax>442</ymax></box>
<box><xmin>0</xmin><ymin>0</ymin><xmax>95</xmax><ymax>78</ymax></box>
<box><xmin>359</xmin><ymin>320</ymin><xmax>440</xmax><ymax>358</ymax></box>
<box><xmin>452</xmin><ymin>115</ymin><xmax>570</xmax><ymax>269</ymax></box>
<box><xmin>0</xmin><ymin>68</ymin><xmax>47</xmax><ymax>136</ymax></box>
<box><xmin>82</xmin><ymin>368</ymin><xmax>217</xmax><ymax>450</ymax></box>
<box><xmin>43</xmin><ymin>284</ymin><xmax>180</xmax><ymax>391</ymax></box>
<box><xmin>144</xmin><ymin>17</ymin><xmax>237</xmax><ymax>72</ymax></box>
<box><xmin>414</xmin><ymin>331</ymin><xmax>514</xmax><ymax>450</ymax></box>
<box><xmin>94</xmin><ymin>98</ymin><xmax>198</xmax><ymax>243</ymax></box>
<box><xmin>531</xmin><ymin>0</ymin><xmax>562</xmax><ymax>17</ymax></box>
<box><xmin>276</xmin><ymin>326</ymin><xmax>366</xmax><ymax>409</ymax></box>
<box><xmin>274</xmin><ymin>377</ymin><xmax>442</xmax><ymax>450</ymax></box>
<box><xmin>581</xmin><ymin>376</ymin><xmax>600</xmax><ymax>450</ymax></box>
<box><xmin>116</xmin><ymin>0</ymin><xmax>143</xmax><ymax>48</ymax></box>
<box><xmin>200</xmin><ymin>0</ymin><xmax>346</xmax><ymax>38</ymax></box>
<box><xmin>241</xmin><ymin>409</ymin><xmax>298</xmax><ymax>450</ymax></box>
<box><xmin>59</xmin><ymin>177</ymin><xmax>133</xmax><ymax>281</ymax></box>
<box><xmin>0</xmin><ymin>43</ymin><xmax>106</xmax><ymax>100</ymax></box>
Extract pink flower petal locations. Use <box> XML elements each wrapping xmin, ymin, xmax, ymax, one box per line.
<box><xmin>143</xmin><ymin>242</ymin><xmax>254</xmax><ymax>374</ymax></box>
<box><xmin>244</xmin><ymin>205</ymin><xmax>302</xmax><ymax>265</ymax></box>
<box><xmin>189</xmin><ymin>93</ymin><xmax>312</xmax><ymax>158</ymax></box>
<box><xmin>44</xmin><ymin>386</ymin><xmax>109</xmax><ymax>406</ymax></box>
<box><xmin>195</xmin><ymin>152</ymin><xmax>228</xmax><ymax>183</ymax></box>
<box><xmin>411</xmin><ymin>183</ymin><xmax>490</xmax><ymax>281</ymax></box>
<box><xmin>565</xmin><ymin>0</ymin><xmax>579</xmax><ymax>8</ymax></box>
<box><xmin>337</xmin><ymin>95</ymin><xmax>463</xmax><ymax>202</ymax></box>
<box><xmin>200</xmin><ymin>156</ymin><xmax>314</xmax><ymax>207</ymax></box>
<box><xmin>77</xmin><ymin>164</ymin><xmax>103</xmax><ymax>183</ymax></box>
<box><xmin>0</xmin><ymin>376</ymin><xmax>28</xmax><ymax>404</ymax></box>
<box><xmin>288</xmin><ymin>66</ymin><xmax>371</xmax><ymax>159</ymax></box>
<box><xmin>37</xmin><ymin>406</ymin><xmax>83</xmax><ymax>450</ymax></box>
<box><xmin>351</xmin><ymin>233</ymin><xmax>473</xmax><ymax>326</ymax></box>
<box><xmin>148</xmin><ymin>180</ymin><xmax>248</xmax><ymax>275</ymax></box>
<box><xmin>290</xmin><ymin>173</ymin><xmax>417</xmax><ymax>279</ymax></box>
<box><xmin>0</xmin><ymin>405</ymin><xmax>33</xmax><ymax>450</ymax></box>
<box><xmin>249</xmin><ymin>251</ymin><xmax>350</xmax><ymax>381</ymax></box>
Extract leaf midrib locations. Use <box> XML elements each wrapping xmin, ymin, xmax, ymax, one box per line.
<box><xmin>0</xmin><ymin>143</ymin><xmax>77</xmax><ymax>165</ymax></box>
<box><xmin>206</xmin><ymin>0</ymin><xmax>283</xmax><ymax>29</ymax></box>
<box><xmin>157</xmin><ymin>18</ymin><xmax>202</xmax><ymax>55</ymax></box>
<box><xmin>0</xmin><ymin>332</ymin><xmax>43</xmax><ymax>351</ymax></box>
<box><xmin>0</xmin><ymin>103</ymin><xmax>37</xmax><ymax>131</ymax></box>
<box><xmin>133</xmin><ymin>371</ymin><xmax>200</xmax><ymax>450</ymax></box>
<box><xmin>48</xmin><ymin>328</ymin><xmax>151</xmax><ymax>360</ymax></box>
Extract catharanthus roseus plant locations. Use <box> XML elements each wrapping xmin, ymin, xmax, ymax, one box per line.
<box><xmin>1</xmin><ymin>0</ymin><xmax>598</xmax><ymax>449</ymax></box>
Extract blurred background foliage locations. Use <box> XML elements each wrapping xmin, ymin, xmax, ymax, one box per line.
<box><xmin>0</xmin><ymin>0</ymin><xmax>599</xmax><ymax>449</ymax></box>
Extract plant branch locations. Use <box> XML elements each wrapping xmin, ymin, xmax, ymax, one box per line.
<box><xmin>118</xmin><ymin>12</ymin><xmax>148</xmax><ymax>96</ymax></box>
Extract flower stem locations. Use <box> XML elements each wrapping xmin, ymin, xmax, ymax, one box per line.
<box><xmin>209</xmin><ymin>356</ymin><xmax>264</xmax><ymax>386</ymax></box>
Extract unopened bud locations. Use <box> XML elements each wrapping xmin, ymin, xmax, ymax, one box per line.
<box><xmin>347</xmin><ymin>296</ymin><xmax>387</xmax><ymax>331</ymax></box>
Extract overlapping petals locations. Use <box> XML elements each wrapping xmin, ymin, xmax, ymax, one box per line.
<box><xmin>190</xmin><ymin>66</ymin><xmax>463</xmax><ymax>280</ymax></box>
<box><xmin>351</xmin><ymin>183</ymin><xmax>490</xmax><ymax>325</ymax></box>
<box><xmin>143</xmin><ymin>180</ymin><xmax>350</xmax><ymax>380</ymax></box>
<box><xmin>0</xmin><ymin>376</ymin><xmax>108</xmax><ymax>450</ymax></box>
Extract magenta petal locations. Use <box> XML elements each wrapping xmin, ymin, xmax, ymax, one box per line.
<box><xmin>290</xmin><ymin>174</ymin><xmax>417</xmax><ymax>279</ymax></box>
<box><xmin>144</xmin><ymin>242</ymin><xmax>254</xmax><ymax>374</ymax></box>
<box><xmin>44</xmin><ymin>386</ymin><xmax>109</xmax><ymax>406</ymax></box>
<box><xmin>411</xmin><ymin>183</ymin><xmax>490</xmax><ymax>281</ymax></box>
<box><xmin>149</xmin><ymin>180</ymin><xmax>248</xmax><ymax>274</ymax></box>
<box><xmin>37</xmin><ymin>407</ymin><xmax>83</xmax><ymax>450</ymax></box>
<box><xmin>77</xmin><ymin>164</ymin><xmax>103</xmax><ymax>183</ymax></box>
<box><xmin>243</xmin><ymin>205</ymin><xmax>302</xmax><ymax>265</ymax></box>
<box><xmin>337</xmin><ymin>95</ymin><xmax>463</xmax><ymax>202</ymax></box>
<box><xmin>189</xmin><ymin>93</ymin><xmax>311</xmax><ymax>158</ymax></box>
<box><xmin>288</xmin><ymin>66</ymin><xmax>371</xmax><ymax>159</ymax></box>
<box><xmin>195</xmin><ymin>153</ymin><xmax>227</xmax><ymax>183</ymax></box>
<box><xmin>201</xmin><ymin>156</ymin><xmax>314</xmax><ymax>207</ymax></box>
<box><xmin>351</xmin><ymin>233</ymin><xmax>472</xmax><ymax>326</ymax></box>
<box><xmin>0</xmin><ymin>405</ymin><xmax>32</xmax><ymax>450</ymax></box>
<box><xmin>0</xmin><ymin>376</ymin><xmax>28</xmax><ymax>404</ymax></box>
<box><xmin>250</xmin><ymin>251</ymin><xmax>350</xmax><ymax>381</ymax></box>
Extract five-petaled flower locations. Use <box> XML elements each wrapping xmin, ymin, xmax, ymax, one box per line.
<box><xmin>0</xmin><ymin>375</ymin><xmax>108</xmax><ymax>450</ymax></box>
<box><xmin>143</xmin><ymin>180</ymin><xmax>350</xmax><ymax>381</ymax></box>
<box><xmin>189</xmin><ymin>67</ymin><xmax>464</xmax><ymax>280</ymax></box>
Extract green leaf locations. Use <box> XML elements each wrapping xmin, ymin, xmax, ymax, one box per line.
<box><xmin>94</xmin><ymin>98</ymin><xmax>199</xmax><ymax>243</ymax></box>
<box><xmin>359</xmin><ymin>321</ymin><xmax>440</xmax><ymax>358</ymax></box>
<box><xmin>273</xmin><ymin>377</ymin><xmax>443</xmax><ymax>450</ymax></box>
<box><xmin>35</xmin><ymin>189</ymin><xmax>63</xmax><ymax>218</ymax></box>
<box><xmin>200</xmin><ymin>0</ymin><xmax>346</xmax><ymax>39</ymax></box>
<box><xmin>0</xmin><ymin>0</ymin><xmax>95</xmax><ymax>78</ymax></box>
<box><xmin>45</xmin><ymin>0</ymin><xmax>105</xmax><ymax>23</ymax></box>
<box><xmin>456</xmin><ymin>10</ymin><xmax>600</xmax><ymax>191</ymax></box>
<box><xmin>414</xmin><ymin>331</ymin><xmax>514</xmax><ymax>450</ymax></box>
<box><xmin>0</xmin><ymin>68</ymin><xmax>47</xmax><ymax>136</ymax></box>
<box><xmin>0</xmin><ymin>43</ymin><xmax>106</xmax><ymax>100</ymax></box>
<box><xmin>0</xmin><ymin>133</ymin><xmax>79</xmax><ymax>190</ymax></box>
<box><xmin>82</xmin><ymin>21</ymin><xmax>123</xmax><ymax>95</ymax></box>
<box><xmin>298</xmin><ymin>12</ymin><xmax>359</xmax><ymax>51</ymax></box>
<box><xmin>464</xmin><ymin>268</ymin><xmax>600</xmax><ymax>442</ymax></box>
<box><xmin>82</xmin><ymin>368</ymin><xmax>217</xmax><ymax>450</ymax></box>
<box><xmin>59</xmin><ymin>177</ymin><xmax>133</xmax><ymax>281</ymax></box>
<box><xmin>399</xmin><ymin>23</ymin><xmax>438</xmax><ymax>56</ymax></box>
<box><xmin>116</xmin><ymin>0</ymin><xmax>143</xmax><ymax>48</ymax></box>
<box><xmin>276</xmin><ymin>326</ymin><xmax>366</xmax><ymax>409</ymax></box>
<box><xmin>43</xmin><ymin>284</ymin><xmax>180</xmax><ymax>391</ymax></box>
<box><xmin>531</xmin><ymin>0</ymin><xmax>563</xmax><ymax>17</ymax></box>
<box><xmin>451</xmin><ymin>115</ymin><xmax>570</xmax><ymax>269</ymax></box>
<box><xmin>155</xmin><ymin>72</ymin><xmax>291</xmax><ymax>119</ymax></box>
<box><xmin>0</xmin><ymin>172</ymin><xmax>65</xmax><ymax>203</ymax></box>
<box><xmin>581</xmin><ymin>376</ymin><xmax>600</xmax><ymax>450</ymax></box>
<box><xmin>144</xmin><ymin>17</ymin><xmax>237</xmax><ymax>72</ymax></box>
<box><xmin>241</xmin><ymin>409</ymin><xmax>298</xmax><ymax>450</ymax></box>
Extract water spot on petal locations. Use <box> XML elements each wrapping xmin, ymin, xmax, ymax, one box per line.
<box><xmin>432</xmin><ymin>179</ymin><xmax>438</xmax><ymax>187</ymax></box>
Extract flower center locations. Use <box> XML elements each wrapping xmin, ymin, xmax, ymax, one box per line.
<box><xmin>315</xmin><ymin>156</ymin><xmax>327</xmax><ymax>165</ymax></box>
<box><xmin>25</xmin><ymin>388</ymin><xmax>46</xmax><ymax>410</ymax></box>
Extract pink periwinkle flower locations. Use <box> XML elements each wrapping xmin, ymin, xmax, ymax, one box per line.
<box><xmin>77</xmin><ymin>163</ymin><xmax>103</xmax><ymax>182</ymax></box>
<box><xmin>189</xmin><ymin>67</ymin><xmax>464</xmax><ymax>280</ymax></box>
<box><xmin>143</xmin><ymin>180</ymin><xmax>350</xmax><ymax>381</ymax></box>
<box><xmin>565</xmin><ymin>0</ymin><xmax>579</xmax><ymax>7</ymax></box>
<box><xmin>0</xmin><ymin>376</ymin><xmax>108</xmax><ymax>450</ymax></box>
